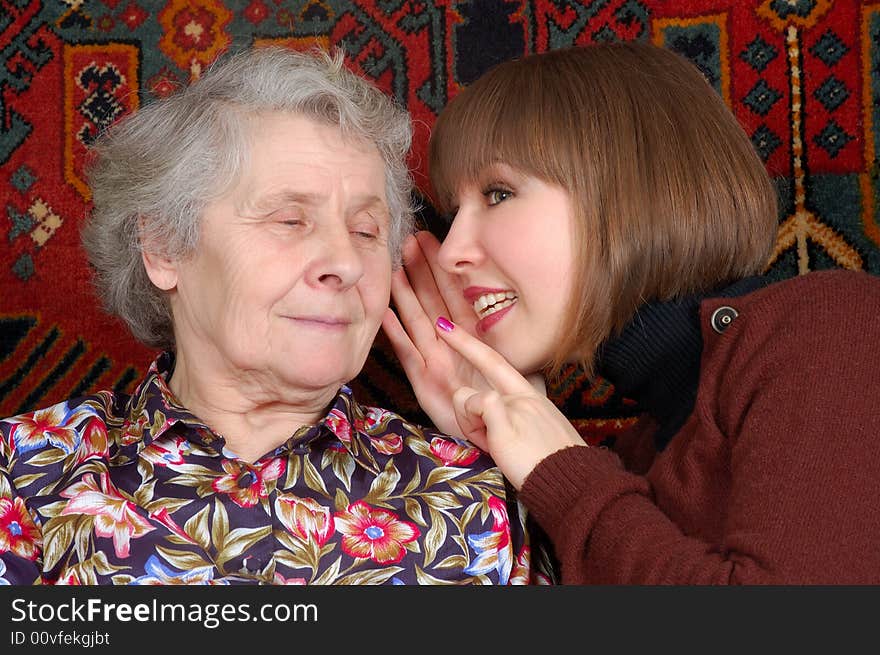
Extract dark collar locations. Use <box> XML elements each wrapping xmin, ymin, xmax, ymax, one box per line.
<box><xmin>595</xmin><ymin>276</ymin><xmax>769</xmax><ymax>450</ymax></box>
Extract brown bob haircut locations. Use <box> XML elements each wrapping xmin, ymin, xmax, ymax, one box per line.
<box><xmin>428</xmin><ymin>41</ymin><xmax>779</xmax><ymax>378</ymax></box>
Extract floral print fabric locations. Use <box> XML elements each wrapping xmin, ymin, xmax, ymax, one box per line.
<box><xmin>0</xmin><ymin>353</ymin><xmax>554</xmax><ymax>585</ymax></box>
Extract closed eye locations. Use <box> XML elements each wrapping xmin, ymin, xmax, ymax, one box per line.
<box><xmin>349</xmin><ymin>209</ymin><xmax>386</xmax><ymax>242</ymax></box>
<box><xmin>268</xmin><ymin>208</ymin><xmax>307</xmax><ymax>227</ymax></box>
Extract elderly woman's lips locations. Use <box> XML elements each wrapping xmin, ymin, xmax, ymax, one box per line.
<box><xmin>287</xmin><ymin>316</ymin><xmax>352</xmax><ymax>328</ymax></box>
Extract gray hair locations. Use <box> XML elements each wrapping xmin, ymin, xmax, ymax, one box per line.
<box><xmin>82</xmin><ymin>46</ymin><xmax>416</xmax><ymax>350</ymax></box>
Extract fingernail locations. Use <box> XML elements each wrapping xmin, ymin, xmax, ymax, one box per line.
<box><xmin>436</xmin><ymin>316</ymin><xmax>454</xmax><ymax>332</ymax></box>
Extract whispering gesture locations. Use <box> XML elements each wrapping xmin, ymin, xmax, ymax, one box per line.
<box><xmin>382</xmin><ymin>231</ymin><xmax>489</xmax><ymax>438</ymax></box>
<box><xmin>431</xmin><ymin>315</ymin><xmax>586</xmax><ymax>490</ymax></box>
<box><xmin>382</xmin><ymin>230</ymin><xmax>583</xmax><ymax>488</ymax></box>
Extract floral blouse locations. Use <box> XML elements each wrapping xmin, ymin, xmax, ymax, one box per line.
<box><xmin>0</xmin><ymin>353</ymin><xmax>555</xmax><ymax>585</ymax></box>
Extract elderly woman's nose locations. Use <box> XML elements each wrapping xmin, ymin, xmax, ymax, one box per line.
<box><xmin>308</xmin><ymin>225</ymin><xmax>365</xmax><ymax>288</ymax></box>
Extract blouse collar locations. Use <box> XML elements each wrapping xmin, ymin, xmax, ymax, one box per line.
<box><xmin>122</xmin><ymin>351</ymin><xmax>373</xmax><ymax>464</ymax></box>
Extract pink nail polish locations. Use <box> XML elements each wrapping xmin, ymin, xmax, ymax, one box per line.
<box><xmin>436</xmin><ymin>316</ymin><xmax>454</xmax><ymax>332</ymax></box>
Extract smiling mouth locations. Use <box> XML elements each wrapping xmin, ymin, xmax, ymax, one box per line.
<box><xmin>473</xmin><ymin>291</ymin><xmax>517</xmax><ymax>318</ymax></box>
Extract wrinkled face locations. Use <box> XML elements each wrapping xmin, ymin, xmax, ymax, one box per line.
<box><xmin>162</xmin><ymin>113</ymin><xmax>392</xmax><ymax>393</ymax></box>
<box><xmin>437</xmin><ymin>163</ymin><xmax>576</xmax><ymax>375</ymax></box>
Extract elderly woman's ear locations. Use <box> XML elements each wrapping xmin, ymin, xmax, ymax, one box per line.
<box><xmin>138</xmin><ymin>218</ymin><xmax>178</xmax><ymax>292</ymax></box>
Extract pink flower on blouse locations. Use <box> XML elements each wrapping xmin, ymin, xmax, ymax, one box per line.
<box><xmin>119</xmin><ymin>413</ymin><xmax>151</xmax><ymax>446</ymax></box>
<box><xmin>149</xmin><ymin>507</ymin><xmax>194</xmax><ymax>544</ymax></box>
<box><xmin>324</xmin><ymin>408</ymin><xmax>352</xmax><ymax>443</ymax></box>
<box><xmin>363</xmin><ymin>408</ymin><xmax>403</xmax><ymax>453</ymax></box>
<box><xmin>509</xmin><ymin>546</ymin><xmax>532</xmax><ymax>585</ymax></box>
<box><xmin>60</xmin><ymin>473</ymin><xmax>155</xmax><ymax>558</ymax></box>
<box><xmin>142</xmin><ymin>435</ymin><xmax>189</xmax><ymax>467</ymax></box>
<box><xmin>464</xmin><ymin>495</ymin><xmax>514</xmax><ymax>582</ymax></box>
<box><xmin>272</xmin><ymin>572</ymin><xmax>308</xmax><ymax>585</ymax></box>
<box><xmin>334</xmin><ymin>501</ymin><xmax>420</xmax><ymax>565</ymax></box>
<box><xmin>275</xmin><ymin>494</ymin><xmax>335</xmax><ymax>546</ymax></box>
<box><xmin>363</xmin><ymin>407</ymin><xmax>394</xmax><ymax>430</ymax></box>
<box><xmin>54</xmin><ymin>570</ymin><xmax>82</xmax><ymax>585</ymax></box>
<box><xmin>430</xmin><ymin>436</ymin><xmax>481</xmax><ymax>467</ymax></box>
<box><xmin>72</xmin><ymin>418</ymin><xmax>110</xmax><ymax>466</ymax></box>
<box><xmin>488</xmin><ymin>495</ymin><xmax>511</xmax><ymax>538</ymax></box>
<box><xmin>6</xmin><ymin>403</ymin><xmax>93</xmax><ymax>454</ymax></box>
<box><xmin>369</xmin><ymin>433</ymin><xmax>403</xmax><ymax>455</ymax></box>
<box><xmin>505</xmin><ymin>543</ymin><xmax>552</xmax><ymax>584</ymax></box>
<box><xmin>212</xmin><ymin>458</ymin><xmax>284</xmax><ymax>508</ymax></box>
<box><xmin>0</xmin><ymin>497</ymin><xmax>42</xmax><ymax>560</ymax></box>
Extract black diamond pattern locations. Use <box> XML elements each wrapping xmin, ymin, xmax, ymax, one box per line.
<box><xmin>752</xmin><ymin>124</ymin><xmax>782</xmax><ymax>161</ymax></box>
<box><xmin>810</xmin><ymin>30</ymin><xmax>848</xmax><ymax>67</ymax></box>
<box><xmin>814</xmin><ymin>120</ymin><xmax>853</xmax><ymax>158</ymax></box>
<box><xmin>814</xmin><ymin>75</ymin><xmax>849</xmax><ymax>112</ymax></box>
<box><xmin>740</xmin><ymin>35</ymin><xmax>777</xmax><ymax>72</ymax></box>
<box><xmin>744</xmin><ymin>79</ymin><xmax>782</xmax><ymax>116</ymax></box>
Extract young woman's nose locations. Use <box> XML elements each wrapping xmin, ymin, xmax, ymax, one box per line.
<box><xmin>437</xmin><ymin>209</ymin><xmax>484</xmax><ymax>274</ymax></box>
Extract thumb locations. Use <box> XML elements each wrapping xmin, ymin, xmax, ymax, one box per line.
<box><xmin>452</xmin><ymin>386</ymin><xmax>488</xmax><ymax>451</ymax></box>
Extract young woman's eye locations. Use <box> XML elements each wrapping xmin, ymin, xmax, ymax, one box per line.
<box><xmin>485</xmin><ymin>188</ymin><xmax>512</xmax><ymax>205</ymax></box>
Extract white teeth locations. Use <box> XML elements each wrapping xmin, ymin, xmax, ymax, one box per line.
<box><xmin>473</xmin><ymin>291</ymin><xmax>517</xmax><ymax>318</ymax></box>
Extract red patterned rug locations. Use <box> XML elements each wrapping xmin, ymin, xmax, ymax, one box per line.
<box><xmin>2</xmin><ymin>1</ymin><xmax>879</xmax><ymax>443</ymax></box>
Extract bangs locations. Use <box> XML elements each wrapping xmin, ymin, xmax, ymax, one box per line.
<box><xmin>428</xmin><ymin>60</ymin><xmax>568</xmax><ymax>214</ymax></box>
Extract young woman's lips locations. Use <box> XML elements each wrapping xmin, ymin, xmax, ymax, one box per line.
<box><xmin>476</xmin><ymin>303</ymin><xmax>514</xmax><ymax>334</ymax></box>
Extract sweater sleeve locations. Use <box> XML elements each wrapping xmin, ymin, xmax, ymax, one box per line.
<box><xmin>521</xmin><ymin>270</ymin><xmax>880</xmax><ymax>584</ymax></box>
<box><xmin>519</xmin><ymin>442</ymin><xmax>734</xmax><ymax>584</ymax></box>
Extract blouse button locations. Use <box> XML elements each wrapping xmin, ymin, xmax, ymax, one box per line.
<box><xmin>710</xmin><ymin>305</ymin><xmax>738</xmax><ymax>333</ymax></box>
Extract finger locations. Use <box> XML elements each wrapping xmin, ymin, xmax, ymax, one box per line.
<box><xmin>401</xmin><ymin>232</ymin><xmax>450</xmax><ymax>324</ymax></box>
<box><xmin>413</xmin><ymin>231</ymin><xmax>475</xmax><ymax>328</ymax></box>
<box><xmin>452</xmin><ymin>387</ymin><xmax>517</xmax><ymax>454</ymax></box>
<box><xmin>451</xmin><ymin>386</ymin><xmax>488</xmax><ymax>450</ymax></box>
<box><xmin>454</xmin><ymin>388</ymin><xmax>543</xmax><ymax>491</ymax></box>
<box><xmin>436</xmin><ymin>317</ymin><xmax>535</xmax><ymax>394</ymax></box>
<box><xmin>381</xmin><ymin>307</ymin><xmax>426</xmax><ymax>375</ymax></box>
<box><xmin>390</xmin><ymin>267</ymin><xmax>442</xmax><ymax>349</ymax></box>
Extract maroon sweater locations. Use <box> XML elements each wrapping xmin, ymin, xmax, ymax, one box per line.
<box><xmin>521</xmin><ymin>269</ymin><xmax>880</xmax><ymax>584</ymax></box>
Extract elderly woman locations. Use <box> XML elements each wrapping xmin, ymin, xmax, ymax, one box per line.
<box><xmin>0</xmin><ymin>47</ymin><xmax>554</xmax><ymax>585</ymax></box>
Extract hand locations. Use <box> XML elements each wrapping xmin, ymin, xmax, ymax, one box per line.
<box><xmin>382</xmin><ymin>232</ymin><xmax>487</xmax><ymax>438</ymax></box>
<box><xmin>435</xmin><ymin>316</ymin><xmax>587</xmax><ymax>490</ymax></box>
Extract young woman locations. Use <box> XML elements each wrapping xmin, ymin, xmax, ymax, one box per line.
<box><xmin>382</xmin><ymin>41</ymin><xmax>880</xmax><ymax>584</ymax></box>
